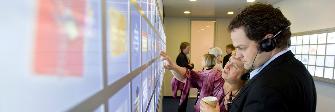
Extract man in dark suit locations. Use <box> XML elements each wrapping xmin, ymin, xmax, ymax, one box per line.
<box><xmin>222</xmin><ymin>44</ymin><xmax>235</xmax><ymax>68</ymax></box>
<box><xmin>226</xmin><ymin>3</ymin><xmax>317</xmax><ymax>112</ymax></box>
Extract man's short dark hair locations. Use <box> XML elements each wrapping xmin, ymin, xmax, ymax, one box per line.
<box><xmin>180</xmin><ymin>42</ymin><xmax>190</xmax><ymax>51</ymax></box>
<box><xmin>228</xmin><ymin>3</ymin><xmax>291</xmax><ymax>49</ymax></box>
<box><xmin>226</xmin><ymin>44</ymin><xmax>235</xmax><ymax>50</ymax></box>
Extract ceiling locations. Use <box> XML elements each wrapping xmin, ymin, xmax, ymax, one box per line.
<box><xmin>163</xmin><ymin>0</ymin><xmax>284</xmax><ymax>18</ymax></box>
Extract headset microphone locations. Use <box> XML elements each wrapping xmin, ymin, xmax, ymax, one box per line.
<box><xmin>241</xmin><ymin>50</ymin><xmax>259</xmax><ymax>80</ymax></box>
<box><xmin>250</xmin><ymin>51</ymin><xmax>259</xmax><ymax>71</ymax></box>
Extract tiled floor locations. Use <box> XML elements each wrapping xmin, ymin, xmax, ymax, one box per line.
<box><xmin>163</xmin><ymin>97</ymin><xmax>197</xmax><ymax>112</ymax></box>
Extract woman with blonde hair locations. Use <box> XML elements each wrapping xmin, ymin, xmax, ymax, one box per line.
<box><xmin>208</xmin><ymin>47</ymin><xmax>224</xmax><ymax>70</ymax></box>
<box><xmin>201</xmin><ymin>50</ymin><xmax>248</xmax><ymax>112</ymax></box>
<box><xmin>161</xmin><ymin>51</ymin><xmax>247</xmax><ymax>112</ymax></box>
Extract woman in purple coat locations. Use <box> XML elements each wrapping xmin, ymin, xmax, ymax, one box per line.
<box><xmin>161</xmin><ymin>51</ymin><xmax>247</xmax><ymax>112</ymax></box>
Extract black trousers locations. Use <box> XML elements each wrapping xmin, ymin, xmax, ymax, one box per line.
<box><xmin>177</xmin><ymin>95</ymin><xmax>189</xmax><ymax>112</ymax></box>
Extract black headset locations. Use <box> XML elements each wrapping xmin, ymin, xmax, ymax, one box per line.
<box><xmin>258</xmin><ymin>26</ymin><xmax>290</xmax><ymax>52</ymax></box>
<box><xmin>240</xmin><ymin>26</ymin><xmax>290</xmax><ymax>80</ymax></box>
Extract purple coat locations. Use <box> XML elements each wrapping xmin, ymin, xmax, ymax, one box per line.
<box><xmin>171</xmin><ymin>68</ymin><xmax>226</xmax><ymax>112</ymax></box>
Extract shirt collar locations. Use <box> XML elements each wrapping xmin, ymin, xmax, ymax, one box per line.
<box><xmin>249</xmin><ymin>49</ymin><xmax>290</xmax><ymax>79</ymax></box>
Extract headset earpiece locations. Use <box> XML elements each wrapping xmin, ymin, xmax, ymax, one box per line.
<box><xmin>258</xmin><ymin>26</ymin><xmax>290</xmax><ymax>52</ymax></box>
<box><xmin>259</xmin><ymin>37</ymin><xmax>276</xmax><ymax>52</ymax></box>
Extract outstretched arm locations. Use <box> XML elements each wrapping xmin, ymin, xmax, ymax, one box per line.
<box><xmin>160</xmin><ymin>51</ymin><xmax>188</xmax><ymax>81</ymax></box>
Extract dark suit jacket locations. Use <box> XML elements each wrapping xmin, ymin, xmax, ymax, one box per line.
<box><xmin>230</xmin><ymin>51</ymin><xmax>317</xmax><ymax>112</ymax></box>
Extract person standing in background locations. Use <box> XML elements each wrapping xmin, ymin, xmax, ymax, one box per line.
<box><xmin>176</xmin><ymin>42</ymin><xmax>194</xmax><ymax>69</ymax></box>
<box><xmin>222</xmin><ymin>44</ymin><xmax>235</xmax><ymax>68</ymax></box>
<box><xmin>172</xmin><ymin>42</ymin><xmax>194</xmax><ymax>112</ymax></box>
<box><xmin>209</xmin><ymin>47</ymin><xmax>224</xmax><ymax>70</ymax></box>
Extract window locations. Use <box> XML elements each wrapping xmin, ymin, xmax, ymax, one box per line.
<box><xmin>303</xmin><ymin>35</ymin><xmax>310</xmax><ymax>44</ymax></box>
<box><xmin>291</xmin><ymin>36</ymin><xmax>297</xmax><ymax>45</ymax></box>
<box><xmin>295</xmin><ymin>54</ymin><xmax>302</xmax><ymax>61</ymax></box>
<box><xmin>297</xmin><ymin>36</ymin><xmax>303</xmax><ymax>45</ymax></box>
<box><xmin>310</xmin><ymin>34</ymin><xmax>318</xmax><ymax>44</ymax></box>
<box><xmin>324</xmin><ymin>68</ymin><xmax>333</xmax><ymax>79</ymax></box>
<box><xmin>327</xmin><ymin>32</ymin><xmax>335</xmax><ymax>43</ymax></box>
<box><xmin>302</xmin><ymin>45</ymin><xmax>309</xmax><ymax>54</ymax></box>
<box><xmin>326</xmin><ymin>44</ymin><xmax>335</xmax><ymax>55</ymax></box>
<box><xmin>289</xmin><ymin>46</ymin><xmax>296</xmax><ymax>54</ymax></box>
<box><xmin>308</xmin><ymin>66</ymin><xmax>316</xmax><ymax>76</ymax></box>
<box><xmin>325</xmin><ymin>56</ymin><xmax>334</xmax><ymax>67</ymax></box>
<box><xmin>317</xmin><ymin>45</ymin><xmax>326</xmax><ymax>55</ymax></box>
<box><xmin>308</xmin><ymin>55</ymin><xmax>316</xmax><ymax>65</ymax></box>
<box><xmin>315</xmin><ymin>67</ymin><xmax>324</xmax><ymax>77</ymax></box>
<box><xmin>301</xmin><ymin>55</ymin><xmax>309</xmax><ymax>64</ymax></box>
<box><xmin>296</xmin><ymin>45</ymin><xmax>302</xmax><ymax>54</ymax></box>
<box><xmin>318</xmin><ymin>33</ymin><xmax>327</xmax><ymax>44</ymax></box>
<box><xmin>309</xmin><ymin>45</ymin><xmax>317</xmax><ymax>54</ymax></box>
<box><xmin>291</xmin><ymin>30</ymin><xmax>335</xmax><ymax>80</ymax></box>
<box><xmin>316</xmin><ymin>56</ymin><xmax>325</xmax><ymax>66</ymax></box>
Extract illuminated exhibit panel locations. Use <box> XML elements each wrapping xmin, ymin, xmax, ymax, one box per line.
<box><xmin>131</xmin><ymin>4</ymin><xmax>143</xmax><ymax>112</ymax></box>
<box><xmin>0</xmin><ymin>0</ymin><xmax>166</xmax><ymax>111</ymax></box>
<box><xmin>0</xmin><ymin>0</ymin><xmax>103</xmax><ymax>111</ymax></box>
<box><xmin>106</xmin><ymin>0</ymin><xmax>131</xmax><ymax>111</ymax></box>
<box><xmin>107</xmin><ymin>0</ymin><xmax>129</xmax><ymax>84</ymax></box>
<box><xmin>131</xmin><ymin>5</ymin><xmax>142</xmax><ymax>70</ymax></box>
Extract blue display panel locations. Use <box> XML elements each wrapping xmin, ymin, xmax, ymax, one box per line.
<box><xmin>106</xmin><ymin>0</ymin><xmax>131</xmax><ymax>111</ymax></box>
<box><xmin>147</xmin><ymin>0</ymin><xmax>153</xmax><ymax>22</ymax></box>
<box><xmin>141</xmin><ymin>16</ymin><xmax>150</xmax><ymax>64</ymax></box>
<box><xmin>148</xmin><ymin>97</ymin><xmax>155</xmax><ymax>112</ymax></box>
<box><xmin>107</xmin><ymin>0</ymin><xmax>129</xmax><ymax>84</ymax></box>
<box><xmin>142</xmin><ymin>66</ymin><xmax>156</xmax><ymax>111</ymax></box>
<box><xmin>0</xmin><ymin>0</ymin><xmax>103</xmax><ymax>111</ymax></box>
<box><xmin>149</xmin><ymin>0</ymin><xmax>155</xmax><ymax>24</ymax></box>
<box><xmin>147</xmin><ymin>28</ymin><xmax>153</xmax><ymax>63</ymax></box>
<box><xmin>140</xmin><ymin>0</ymin><xmax>148</xmax><ymax>16</ymax></box>
<box><xmin>141</xmin><ymin>70</ymin><xmax>150</xmax><ymax>111</ymax></box>
<box><xmin>132</xmin><ymin>75</ymin><xmax>142</xmax><ymax>112</ymax></box>
<box><xmin>130</xmin><ymin>5</ymin><xmax>143</xmax><ymax>112</ymax></box>
<box><xmin>150</xmin><ymin>29</ymin><xmax>155</xmax><ymax>59</ymax></box>
<box><xmin>109</xmin><ymin>83</ymin><xmax>131</xmax><ymax>112</ymax></box>
<box><xmin>131</xmin><ymin>5</ymin><xmax>142</xmax><ymax>70</ymax></box>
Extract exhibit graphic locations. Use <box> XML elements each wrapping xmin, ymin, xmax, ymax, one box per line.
<box><xmin>34</xmin><ymin>0</ymin><xmax>85</xmax><ymax>77</ymax></box>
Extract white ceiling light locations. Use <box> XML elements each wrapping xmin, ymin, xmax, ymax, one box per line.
<box><xmin>189</xmin><ymin>0</ymin><xmax>197</xmax><ymax>1</ymax></box>
<box><xmin>184</xmin><ymin>11</ymin><xmax>191</xmax><ymax>14</ymax></box>
<box><xmin>227</xmin><ymin>11</ymin><xmax>234</xmax><ymax>15</ymax></box>
<box><xmin>247</xmin><ymin>0</ymin><xmax>255</xmax><ymax>2</ymax></box>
